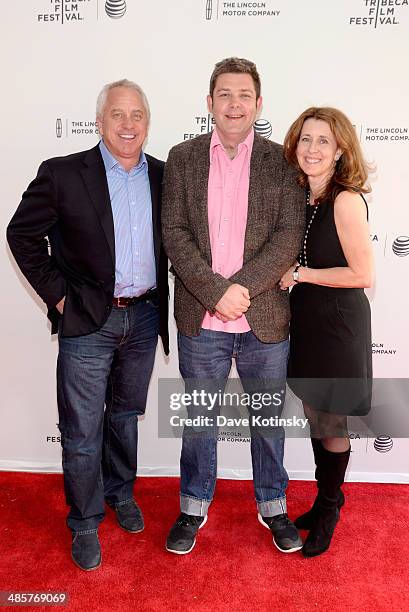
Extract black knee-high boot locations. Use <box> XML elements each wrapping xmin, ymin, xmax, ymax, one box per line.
<box><xmin>302</xmin><ymin>444</ymin><xmax>350</xmax><ymax>557</ymax></box>
<box><xmin>295</xmin><ymin>439</ymin><xmax>345</xmax><ymax>530</ymax></box>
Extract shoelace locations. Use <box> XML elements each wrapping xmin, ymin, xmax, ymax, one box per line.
<box><xmin>176</xmin><ymin>514</ymin><xmax>200</xmax><ymax>528</ymax></box>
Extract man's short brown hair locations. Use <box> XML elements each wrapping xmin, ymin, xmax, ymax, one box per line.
<box><xmin>209</xmin><ymin>57</ymin><xmax>261</xmax><ymax>99</ymax></box>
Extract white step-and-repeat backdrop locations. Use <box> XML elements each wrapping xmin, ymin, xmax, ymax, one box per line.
<box><xmin>1</xmin><ymin>1</ymin><xmax>408</xmax><ymax>482</ymax></box>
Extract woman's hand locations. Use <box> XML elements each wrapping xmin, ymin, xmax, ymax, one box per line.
<box><xmin>279</xmin><ymin>263</ymin><xmax>299</xmax><ymax>290</ymax></box>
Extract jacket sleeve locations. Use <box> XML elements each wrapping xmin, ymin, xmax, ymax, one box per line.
<box><xmin>229</xmin><ymin>162</ymin><xmax>305</xmax><ymax>298</ymax></box>
<box><xmin>6</xmin><ymin>161</ymin><xmax>66</xmax><ymax>308</ymax></box>
<box><xmin>161</xmin><ymin>146</ymin><xmax>231</xmax><ymax>312</ymax></box>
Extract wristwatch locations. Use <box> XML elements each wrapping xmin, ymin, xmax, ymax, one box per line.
<box><xmin>292</xmin><ymin>263</ymin><xmax>301</xmax><ymax>283</ymax></box>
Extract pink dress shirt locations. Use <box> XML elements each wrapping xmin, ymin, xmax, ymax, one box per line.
<box><xmin>201</xmin><ymin>128</ymin><xmax>254</xmax><ymax>333</ymax></box>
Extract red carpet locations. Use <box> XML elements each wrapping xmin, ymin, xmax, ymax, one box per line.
<box><xmin>0</xmin><ymin>473</ymin><xmax>408</xmax><ymax>611</ymax></box>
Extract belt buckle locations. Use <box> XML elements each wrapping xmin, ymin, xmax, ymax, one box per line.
<box><xmin>116</xmin><ymin>297</ymin><xmax>128</xmax><ymax>308</ymax></box>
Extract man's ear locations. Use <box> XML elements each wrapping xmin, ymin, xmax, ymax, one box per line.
<box><xmin>207</xmin><ymin>94</ymin><xmax>213</xmax><ymax>114</ymax></box>
<box><xmin>256</xmin><ymin>95</ymin><xmax>263</xmax><ymax>118</ymax></box>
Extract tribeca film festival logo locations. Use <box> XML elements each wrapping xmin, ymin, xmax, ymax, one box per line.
<box><xmin>56</xmin><ymin>117</ymin><xmax>100</xmax><ymax>137</ymax></box>
<box><xmin>349</xmin><ymin>0</ymin><xmax>408</xmax><ymax>28</ymax></box>
<box><xmin>46</xmin><ymin>424</ymin><xmax>61</xmax><ymax>444</ymax></box>
<box><xmin>366</xmin><ymin>232</ymin><xmax>408</xmax><ymax>261</ymax></box>
<box><xmin>37</xmin><ymin>0</ymin><xmax>127</xmax><ymax>23</ymax></box>
<box><xmin>183</xmin><ymin>114</ymin><xmax>272</xmax><ymax>141</ymax></box>
<box><xmin>205</xmin><ymin>0</ymin><xmax>281</xmax><ymax>20</ymax></box>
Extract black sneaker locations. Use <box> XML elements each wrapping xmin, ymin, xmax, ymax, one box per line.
<box><xmin>258</xmin><ymin>512</ymin><xmax>303</xmax><ymax>553</ymax></box>
<box><xmin>166</xmin><ymin>513</ymin><xmax>208</xmax><ymax>555</ymax></box>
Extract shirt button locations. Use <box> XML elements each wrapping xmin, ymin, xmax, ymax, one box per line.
<box><xmin>133</xmin><ymin>226</ymin><xmax>137</xmax><ymax>230</ymax></box>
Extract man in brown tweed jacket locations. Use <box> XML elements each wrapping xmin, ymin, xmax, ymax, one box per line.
<box><xmin>162</xmin><ymin>58</ymin><xmax>305</xmax><ymax>555</ymax></box>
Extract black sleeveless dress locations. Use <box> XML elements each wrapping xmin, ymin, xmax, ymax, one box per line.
<box><xmin>287</xmin><ymin>194</ymin><xmax>372</xmax><ymax>415</ymax></box>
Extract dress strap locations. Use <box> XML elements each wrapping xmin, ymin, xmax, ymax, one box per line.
<box><xmin>360</xmin><ymin>193</ymin><xmax>369</xmax><ymax>221</ymax></box>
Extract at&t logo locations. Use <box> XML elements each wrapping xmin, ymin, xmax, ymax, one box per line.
<box><xmin>105</xmin><ymin>0</ymin><xmax>127</xmax><ymax>18</ymax></box>
<box><xmin>254</xmin><ymin>119</ymin><xmax>272</xmax><ymax>139</ymax></box>
<box><xmin>392</xmin><ymin>236</ymin><xmax>409</xmax><ymax>256</ymax></box>
<box><xmin>374</xmin><ymin>435</ymin><xmax>393</xmax><ymax>453</ymax></box>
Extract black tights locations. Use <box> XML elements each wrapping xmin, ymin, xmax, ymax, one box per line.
<box><xmin>303</xmin><ymin>403</ymin><xmax>350</xmax><ymax>453</ymax></box>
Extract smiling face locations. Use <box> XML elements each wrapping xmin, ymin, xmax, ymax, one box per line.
<box><xmin>96</xmin><ymin>86</ymin><xmax>149</xmax><ymax>171</ymax></box>
<box><xmin>296</xmin><ymin>118</ymin><xmax>342</xmax><ymax>190</ymax></box>
<box><xmin>207</xmin><ymin>72</ymin><xmax>262</xmax><ymax>147</ymax></box>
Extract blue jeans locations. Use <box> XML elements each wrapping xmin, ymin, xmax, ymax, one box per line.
<box><xmin>57</xmin><ymin>299</ymin><xmax>159</xmax><ymax>533</ymax></box>
<box><xmin>178</xmin><ymin>329</ymin><xmax>289</xmax><ymax>518</ymax></box>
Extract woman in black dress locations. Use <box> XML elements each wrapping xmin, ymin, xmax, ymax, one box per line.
<box><xmin>279</xmin><ymin>107</ymin><xmax>374</xmax><ymax>557</ymax></box>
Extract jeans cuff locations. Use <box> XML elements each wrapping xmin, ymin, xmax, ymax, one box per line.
<box><xmin>180</xmin><ymin>495</ymin><xmax>211</xmax><ymax>517</ymax></box>
<box><xmin>257</xmin><ymin>496</ymin><xmax>287</xmax><ymax>517</ymax></box>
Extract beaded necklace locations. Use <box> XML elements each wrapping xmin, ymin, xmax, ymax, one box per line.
<box><xmin>301</xmin><ymin>190</ymin><xmax>319</xmax><ymax>267</ymax></box>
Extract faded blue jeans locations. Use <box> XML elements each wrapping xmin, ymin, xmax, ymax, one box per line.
<box><xmin>57</xmin><ymin>298</ymin><xmax>159</xmax><ymax>533</ymax></box>
<box><xmin>178</xmin><ymin>329</ymin><xmax>289</xmax><ymax>518</ymax></box>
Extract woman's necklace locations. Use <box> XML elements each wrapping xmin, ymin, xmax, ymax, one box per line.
<box><xmin>302</xmin><ymin>190</ymin><xmax>319</xmax><ymax>267</ymax></box>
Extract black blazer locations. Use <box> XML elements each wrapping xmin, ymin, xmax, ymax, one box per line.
<box><xmin>7</xmin><ymin>145</ymin><xmax>169</xmax><ymax>355</ymax></box>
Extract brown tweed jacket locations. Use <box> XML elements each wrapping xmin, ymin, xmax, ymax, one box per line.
<box><xmin>162</xmin><ymin>131</ymin><xmax>305</xmax><ymax>342</ymax></box>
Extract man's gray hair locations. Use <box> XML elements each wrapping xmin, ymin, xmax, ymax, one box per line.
<box><xmin>96</xmin><ymin>78</ymin><xmax>151</xmax><ymax>122</ymax></box>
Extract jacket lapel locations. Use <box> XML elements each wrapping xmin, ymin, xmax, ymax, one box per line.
<box><xmin>80</xmin><ymin>145</ymin><xmax>115</xmax><ymax>266</ymax></box>
<box><xmin>147</xmin><ymin>157</ymin><xmax>161</xmax><ymax>267</ymax></box>
<box><xmin>244</xmin><ymin>132</ymin><xmax>269</xmax><ymax>254</ymax></box>
<box><xmin>192</xmin><ymin>133</ymin><xmax>212</xmax><ymax>262</ymax></box>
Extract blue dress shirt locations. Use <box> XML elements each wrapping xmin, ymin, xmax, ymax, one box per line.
<box><xmin>99</xmin><ymin>140</ymin><xmax>156</xmax><ymax>297</ymax></box>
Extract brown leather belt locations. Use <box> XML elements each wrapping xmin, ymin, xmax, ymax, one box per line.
<box><xmin>112</xmin><ymin>289</ymin><xmax>157</xmax><ymax>308</ymax></box>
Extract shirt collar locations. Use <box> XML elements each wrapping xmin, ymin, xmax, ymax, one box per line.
<box><xmin>210</xmin><ymin>127</ymin><xmax>254</xmax><ymax>163</ymax></box>
<box><xmin>99</xmin><ymin>139</ymin><xmax>147</xmax><ymax>173</ymax></box>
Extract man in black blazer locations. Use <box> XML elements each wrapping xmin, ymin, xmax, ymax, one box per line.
<box><xmin>7</xmin><ymin>79</ymin><xmax>168</xmax><ymax>571</ymax></box>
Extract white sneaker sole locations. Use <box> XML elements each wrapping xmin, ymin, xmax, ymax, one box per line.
<box><xmin>166</xmin><ymin>513</ymin><xmax>208</xmax><ymax>555</ymax></box>
<box><xmin>258</xmin><ymin>513</ymin><xmax>303</xmax><ymax>554</ymax></box>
